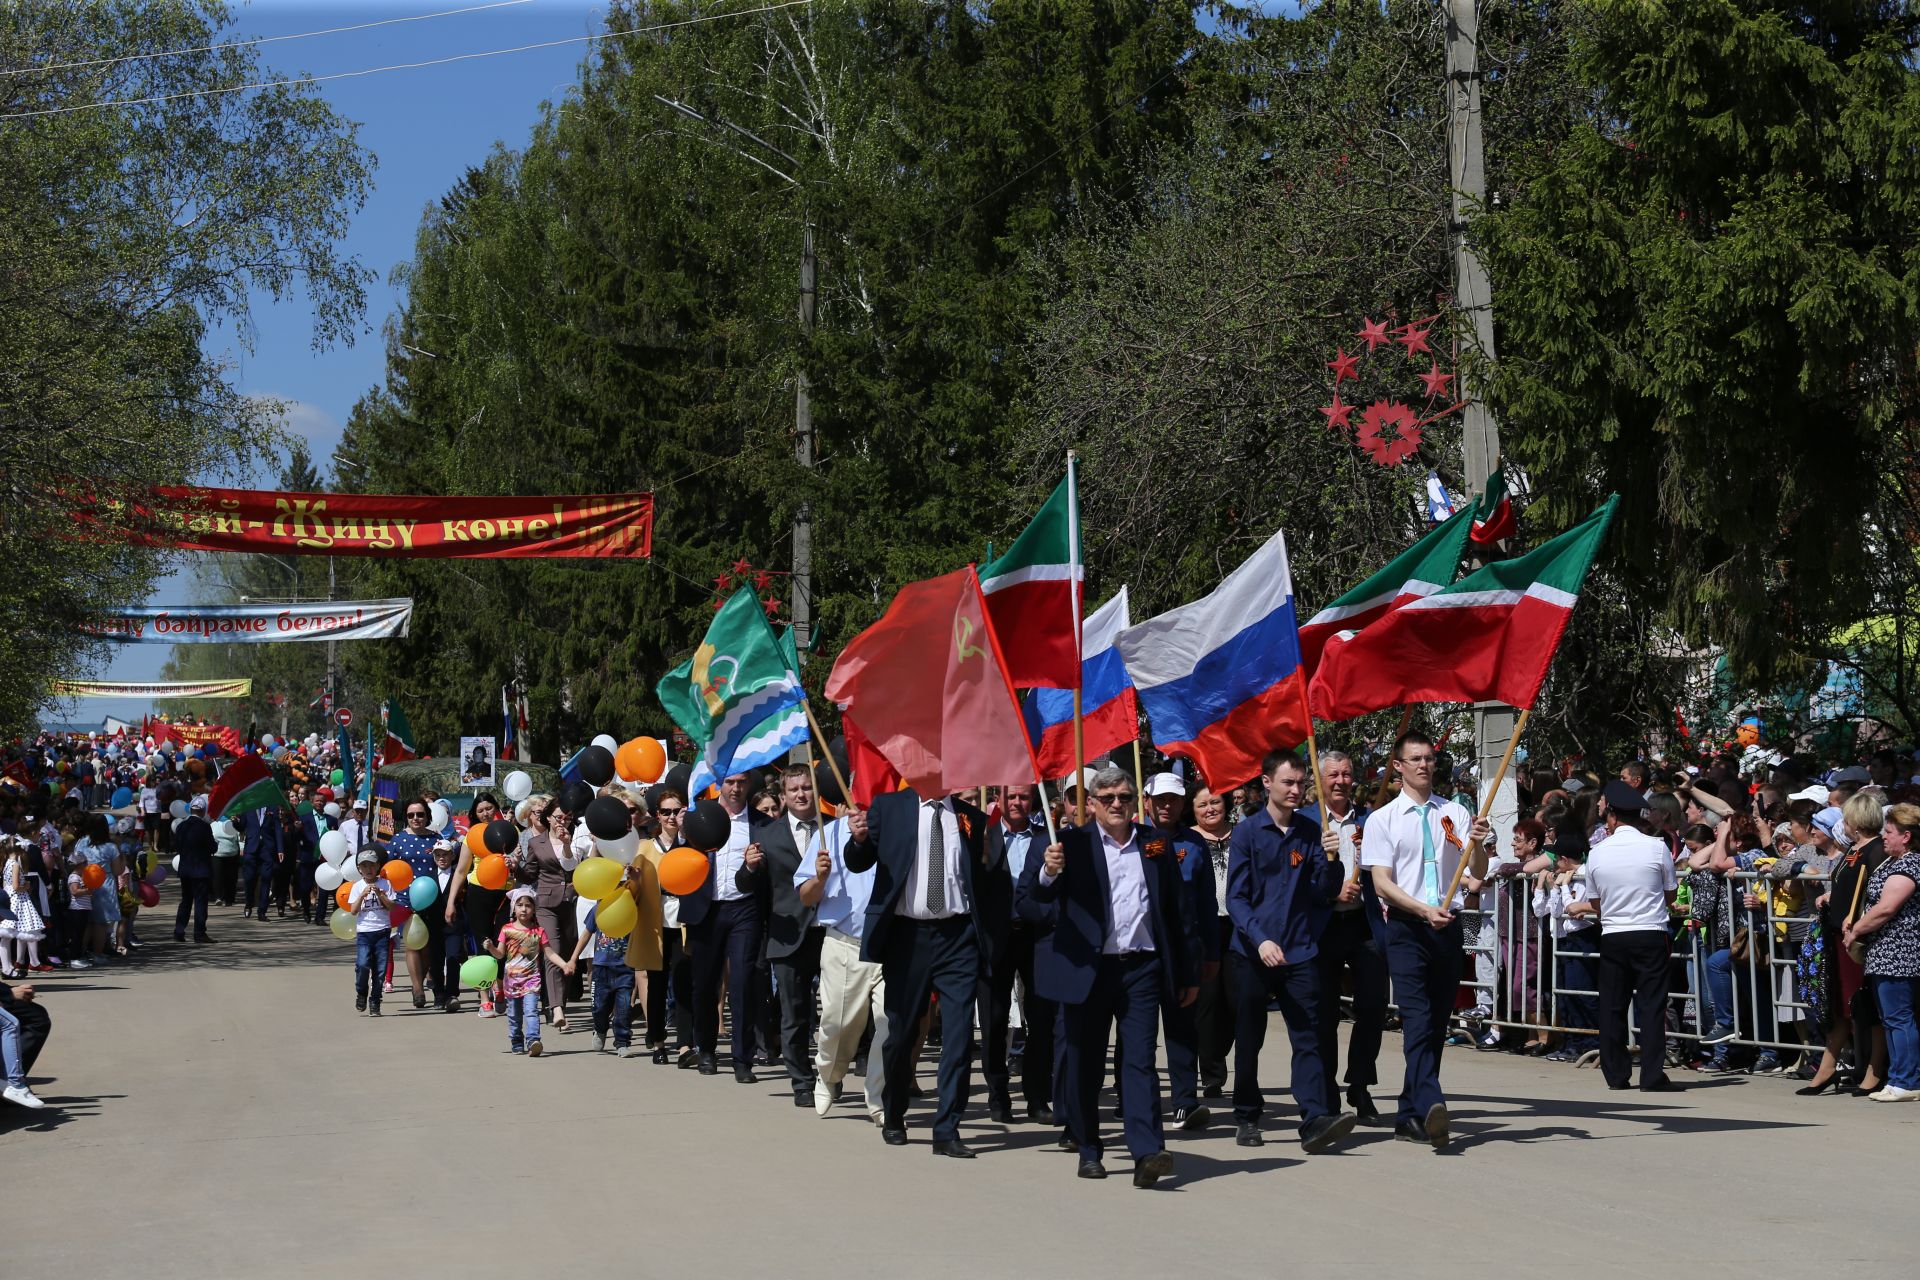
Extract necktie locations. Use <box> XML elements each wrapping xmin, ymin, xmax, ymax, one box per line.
<box><xmin>797</xmin><ymin>819</ymin><xmax>817</xmax><ymax>858</ymax></box>
<box><xmin>925</xmin><ymin>803</ymin><xmax>946</xmax><ymax>915</ymax></box>
<box><xmin>1419</xmin><ymin>802</ymin><xmax>1440</xmax><ymax>907</ymax></box>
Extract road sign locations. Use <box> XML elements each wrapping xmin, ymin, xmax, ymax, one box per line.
<box><xmin>335</xmin><ymin>707</ymin><xmax>353</xmax><ymax>728</ymax></box>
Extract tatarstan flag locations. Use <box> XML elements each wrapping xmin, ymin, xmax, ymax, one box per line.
<box><xmin>979</xmin><ymin>463</ymin><xmax>1083</xmax><ymax>689</ymax></box>
<box><xmin>1307</xmin><ymin>495</ymin><xmax>1618</xmax><ymax>720</ymax></box>
<box><xmin>1297</xmin><ymin>502</ymin><xmax>1474</xmax><ymax>682</ymax></box>
<box><xmin>380</xmin><ymin>698</ymin><xmax>417</xmax><ymax>764</ymax></box>
<box><xmin>206</xmin><ymin>753</ymin><xmax>288</xmax><ymax>821</ymax></box>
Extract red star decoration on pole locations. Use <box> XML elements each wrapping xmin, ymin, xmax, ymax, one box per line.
<box><xmin>1356</xmin><ymin>317</ymin><xmax>1390</xmax><ymax>352</ymax></box>
<box><xmin>1396</xmin><ymin>324</ymin><xmax>1432</xmax><ymax>358</ymax></box>
<box><xmin>730</xmin><ymin>558</ymin><xmax>754</xmax><ymax>578</ymax></box>
<box><xmin>752</xmin><ymin>569</ymin><xmax>774</xmax><ymax>592</ymax></box>
<box><xmin>713</xmin><ymin>574</ymin><xmax>733</xmax><ymax>592</ymax></box>
<box><xmin>1326</xmin><ymin>348</ymin><xmax>1360</xmax><ymax>383</ymax></box>
<box><xmin>761</xmin><ymin>595</ymin><xmax>782</xmax><ymax>618</ymax></box>
<box><xmin>1319</xmin><ymin>395</ymin><xmax>1355</xmax><ymax>432</ymax></box>
<box><xmin>1417</xmin><ymin>363</ymin><xmax>1455</xmax><ymax>400</ymax></box>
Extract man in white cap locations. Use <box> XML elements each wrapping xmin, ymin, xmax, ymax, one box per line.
<box><xmin>1146</xmin><ymin>771</ymin><xmax>1218</xmax><ymax>1130</ymax></box>
<box><xmin>172</xmin><ymin>794</ymin><xmax>216</xmax><ymax>944</ymax></box>
<box><xmin>338</xmin><ymin>798</ymin><xmax>369</xmax><ymax>864</ymax></box>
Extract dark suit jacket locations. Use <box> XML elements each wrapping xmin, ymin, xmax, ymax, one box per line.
<box><xmin>1301</xmin><ymin>802</ymin><xmax>1385</xmax><ymax>947</ymax></box>
<box><xmin>287</xmin><ymin>811</ymin><xmax>319</xmax><ymax>866</ymax></box>
<box><xmin>1162</xmin><ymin>824</ymin><xmax>1222</xmax><ymax>963</ymax></box>
<box><xmin>240</xmin><ymin>809</ymin><xmax>282</xmax><ymax>860</ymax></box>
<box><xmin>174</xmin><ymin>815</ymin><xmax>216</xmax><ymax>879</ymax></box>
<box><xmin>842</xmin><ymin>789</ymin><xmax>990</xmax><ymax>965</ymax></box>
<box><xmin>670</xmin><ymin>807</ymin><xmax>774</xmax><ymax>930</ymax></box>
<box><xmin>1014</xmin><ymin>820</ymin><xmax>1201</xmax><ymax>1006</ymax></box>
<box><xmin>977</xmin><ymin>817</ymin><xmax>1045</xmax><ymax>975</ymax></box>
<box><xmin>733</xmin><ymin>811</ymin><xmax>816</xmax><ymax>959</ymax></box>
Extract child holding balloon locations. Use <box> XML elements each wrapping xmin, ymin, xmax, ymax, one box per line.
<box><xmin>567</xmin><ymin>865</ymin><xmax>640</xmax><ymax>1056</ymax></box>
<box><xmin>349</xmin><ymin>851</ymin><xmax>395</xmax><ymax>1016</ymax></box>
<box><xmin>489</xmin><ymin>887</ymin><xmax>571</xmax><ymax>1056</ymax></box>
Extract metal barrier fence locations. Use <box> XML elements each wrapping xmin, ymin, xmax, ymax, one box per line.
<box><xmin>1442</xmin><ymin>868</ymin><xmax>1831</xmax><ymax>1058</ymax></box>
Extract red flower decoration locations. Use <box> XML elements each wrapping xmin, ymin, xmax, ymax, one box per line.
<box><xmin>1417</xmin><ymin>363</ymin><xmax>1455</xmax><ymax>400</ymax></box>
<box><xmin>1326</xmin><ymin>348</ymin><xmax>1360</xmax><ymax>383</ymax></box>
<box><xmin>1356</xmin><ymin>401</ymin><xmax>1422</xmax><ymax>467</ymax></box>
<box><xmin>1356</xmin><ymin>317</ymin><xmax>1391</xmax><ymax>352</ymax></box>
<box><xmin>1319</xmin><ymin>394</ymin><xmax>1355</xmax><ymax>433</ymax></box>
<box><xmin>1396</xmin><ymin>325</ymin><xmax>1432</xmax><ymax>358</ymax></box>
<box><xmin>1144</xmin><ymin>838</ymin><xmax>1168</xmax><ymax>860</ymax></box>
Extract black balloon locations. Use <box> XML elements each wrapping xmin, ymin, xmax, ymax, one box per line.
<box><xmin>578</xmin><ymin>744</ymin><xmax>616</xmax><ymax>787</ymax></box>
<box><xmin>560</xmin><ymin>780</ymin><xmax>595</xmax><ymax>815</ymax></box>
<box><xmin>681</xmin><ymin>798</ymin><xmax>732</xmax><ymax>853</ymax></box>
<box><xmin>584</xmin><ymin>795</ymin><xmax>630</xmax><ymax>841</ymax></box>
<box><xmin>663</xmin><ymin>761</ymin><xmax>693</xmax><ymax>796</ymax></box>
<box><xmin>643</xmin><ymin>783</ymin><xmax>666</xmax><ymax>812</ymax></box>
<box><xmin>814</xmin><ymin>736</ymin><xmax>850</xmax><ymax>807</ymax></box>
<box><xmin>483</xmin><ymin>819</ymin><xmax>518</xmax><ymax>855</ymax></box>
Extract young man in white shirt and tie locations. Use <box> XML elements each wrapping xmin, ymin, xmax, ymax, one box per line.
<box><xmin>797</xmin><ymin>808</ymin><xmax>887</xmax><ymax>1123</ymax></box>
<box><xmin>1362</xmin><ymin>732</ymin><xmax>1490</xmax><ymax>1149</ymax></box>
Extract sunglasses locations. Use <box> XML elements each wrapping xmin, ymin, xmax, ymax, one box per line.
<box><xmin>406</xmin><ymin>811</ymin><xmax>429</xmax><ymax>820</ymax></box>
<box><xmin>1093</xmin><ymin>792</ymin><xmax>1135</xmax><ymax>806</ymax></box>
<box><xmin>656</xmin><ymin>806</ymin><xmax>684</xmax><ymax>817</ymax></box>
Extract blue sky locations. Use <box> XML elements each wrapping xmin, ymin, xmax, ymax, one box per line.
<box><xmin>69</xmin><ymin>0</ymin><xmax>602</xmax><ymax>726</ymax></box>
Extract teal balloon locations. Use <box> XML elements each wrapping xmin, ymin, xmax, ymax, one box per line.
<box><xmin>459</xmin><ymin>954</ymin><xmax>498</xmax><ymax>989</ymax></box>
<box><xmin>409</xmin><ymin>876</ymin><xmax>439</xmax><ymax>911</ymax></box>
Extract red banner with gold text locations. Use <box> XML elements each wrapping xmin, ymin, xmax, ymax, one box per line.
<box><xmin>78</xmin><ymin>487</ymin><xmax>653</xmax><ymax>559</ymax></box>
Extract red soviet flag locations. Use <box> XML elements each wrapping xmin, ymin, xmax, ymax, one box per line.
<box><xmin>826</xmin><ymin>566</ymin><xmax>1041</xmax><ymax>798</ymax></box>
<box><xmin>840</xmin><ymin>712</ymin><xmax>903</xmax><ymax>809</ymax></box>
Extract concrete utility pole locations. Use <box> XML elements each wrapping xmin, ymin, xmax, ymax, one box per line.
<box><xmin>1446</xmin><ymin>0</ymin><xmax>1518</xmax><ymax>846</ymax></box>
<box><xmin>792</xmin><ymin>221</ymin><xmax>815</xmax><ymax>652</ymax></box>
<box><xmin>325</xmin><ymin>555</ymin><xmax>337</xmax><ymax>727</ymax></box>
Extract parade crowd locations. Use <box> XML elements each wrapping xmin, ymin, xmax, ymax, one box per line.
<box><xmin>6</xmin><ymin>730</ymin><xmax>1920</xmax><ymax>1182</ymax></box>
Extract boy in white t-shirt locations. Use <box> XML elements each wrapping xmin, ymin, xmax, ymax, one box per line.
<box><xmin>348</xmin><ymin>851</ymin><xmax>394</xmax><ymax>1017</ymax></box>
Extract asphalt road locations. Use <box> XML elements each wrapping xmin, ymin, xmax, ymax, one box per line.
<box><xmin>6</xmin><ymin>889</ymin><xmax>1916</xmax><ymax>1278</ymax></box>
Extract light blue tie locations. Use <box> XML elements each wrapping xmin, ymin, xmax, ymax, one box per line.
<box><xmin>1419</xmin><ymin>802</ymin><xmax>1440</xmax><ymax>908</ymax></box>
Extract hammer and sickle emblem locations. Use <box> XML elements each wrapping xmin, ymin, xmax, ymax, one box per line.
<box><xmin>954</xmin><ymin>615</ymin><xmax>988</xmax><ymax>664</ymax></box>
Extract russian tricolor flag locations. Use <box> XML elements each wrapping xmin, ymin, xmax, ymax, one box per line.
<box><xmin>1114</xmin><ymin>530</ymin><xmax>1309</xmax><ymax>791</ymax></box>
<box><xmin>1022</xmin><ymin>587</ymin><xmax>1139</xmax><ymax>779</ymax></box>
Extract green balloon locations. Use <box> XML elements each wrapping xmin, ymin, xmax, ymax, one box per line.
<box><xmin>459</xmin><ymin>954</ymin><xmax>499</xmax><ymax>989</ymax></box>
<box><xmin>330</xmin><ymin>769</ymin><xmax>345</xmax><ymax>786</ymax></box>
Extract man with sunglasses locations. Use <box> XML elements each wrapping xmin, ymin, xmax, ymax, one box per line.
<box><xmin>1017</xmin><ymin>764</ymin><xmax>1201</xmax><ymax>1187</ymax></box>
<box><xmin>1363</xmin><ymin>731</ymin><xmax>1490</xmax><ymax>1149</ymax></box>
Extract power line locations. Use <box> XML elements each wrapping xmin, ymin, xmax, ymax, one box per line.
<box><xmin>0</xmin><ymin>0</ymin><xmax>814</xmax><ymax>122</ymax></box>
<box><xmin>1</xmin><ymin>0</ymin><xmax>535</xmax><ymax>79</ymax></box>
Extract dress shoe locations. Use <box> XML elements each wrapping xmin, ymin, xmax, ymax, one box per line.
<box><xmin>1299</xmin><ymin>1112</ymin><xmax>1356</xmax><ymax>1155</ymax></box>
<box><xmin>1424</xmin><ymin>1102</ymin><xmax>1450</xmax><ymax>1148</ymax></box>
<box><xmin>1394</xmin><ymin>1117</ymin><xmax>1431</xmax><ymax>1145</ymax></box>
<box><xmin>1174</xmin><ymin>1104</ymin><xmax>1210</xmax><ymax>1132</ymax></box>
<box><xmin>734</xmin><ymin>1066</ymin><xmax>755</xmax><ymax>1084</ymax></box>
<box><xmin>194</xmin><ymin>935</ymin><xmax>215</xmax><ymax>944</ymax></box>
<box><xmin>678</xmin><ymin>1047</ymin><xmax>699</xmax><ymax>1069</ymax></box>
<box><xmin>1235</xmin><ymin>1122</ymin><xmax>1263</xmax><ymax>1147</ymax></box>
<box><xmin>697</xmin><ymin>1055</ymin><xmax>719</xmax><ymax>1076</ymax></box>
<box><xmin>815</xmin><ymin>1079</ymin><xmax>843</xmax><ymax>1117</ymax></box>
<box><xmin>1131</xmin><ymin>1151</ymin><xmax>1173</xmax><ymax>1189</ymax></box>
<box><xmin>881</xmin><ymin>1126</ymin><xmax>909</xmax><ymax>1146</ymax></box>
<box><xmin>1202</xmin><ymin>1082</ymin><xmax>1225</xmax><ymax>1099</ymax></box>
<box><xmin>1347</xmin><ymin>1088</ymin><xmax>1379</xmax><ymax>1123</ymax></box>
<box><xmin>1025</xmin><ymin>1101</ymin><xmax>1049</xmax><ymax>1124</ymax></box>
<box><xmin>1076</xmin><ymin>1158</ymin><xmax>1106</xmax><ymax>1180</ymax></box>
<box><xmin>931</xmin><ymin>1137</ymin><xmax>976</xmax><ymax>1159</ymax></box>
<box><xmin>988</xmin><ymin>1097</ymin><xmax>1015</xmax><ymax>1124</ymax></box>
<box><xmin>1641</xmin><ymin>1078</ymin><xmax>1686</xmax><ymax>1094</ymax></box>
<box><xmin>792</xmin><ymin>1092</ymin><xmax>813</xmax><ymax>1108</ymax></box>
<box><xmin>1055</xmin><ymin>1133</ymin><xmax>1077</xmax><ymax>1151</ymax></box>
<box><xmin>173</xmin><ymin>933</ymin><xmax>186</xmax><ymax>943</ymax></box>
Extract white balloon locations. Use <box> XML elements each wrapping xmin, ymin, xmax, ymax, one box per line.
<box><xmin>318</xmin><ymin>830</ymin><xmax>349</xmax><ymax>865</ymax></box>
<box><xmin>314</xmin><ymin>861</ymin><xmax>345</xmax><ymax>893</ymax></box>
<box><xmin>212</xmin><ymin>819</ymin><xmax>236</xmax><ymax>840</ymax></box>
<box><xmin>590</xmin><ymin>733</ymin><xmax>619</xmax><ymax>755</ymax></box>
<box><xmin>428</xmin><ymin>799</ymin><xmax>450</xmax><ymax>831</ymax></box>
<box><xmin>260</xmin><ymin>734</ymin><xmax>276</xmax><ymax>749</ymax></box>
<box><xmin>501</xmin><ymin>770</ymin><xmax>532</xmax><ymax>803</ymax></box>
<box><xmin>169</xmin><ymin>799</ymin><xmax>188</xmax><ymax>819</ymax></box>
<box><xmin>595</xmin><ymin>830</ymin><xmax>640</xmax><ymax>866</ymax></box>
<box><xmin>323</xmin><ymin>802</ymin><xmax>341</xmax><ymax>820</ymax></box>
<box><xmin>170</xmin><ymin>855</ymin><xmax>181</xmax><ymax>873</ymax></box>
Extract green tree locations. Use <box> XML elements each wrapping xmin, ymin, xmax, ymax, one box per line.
<box><xmin>0</xmin><ymin>0</ymin><xmax>372</xmax><ymax>733</ymax></box>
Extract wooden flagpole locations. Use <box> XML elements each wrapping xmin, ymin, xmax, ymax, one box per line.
<box><xmin>1067</xmin><ymin>450</ymin><xmax>1086</xmax><ymax>827</ymax></box>
<box><xmin>1441</xmin><ymin>706</ymin><xmax>1529</xmax><ymax>907</ymax></box>
<box><xmin>800</xmin><ymin>696</ymin><xmax>853</xmax><ymax>812</ymax></box>
<box><xmin>1132</xmin><ymin>738</ymin><xmax>1147</xmax><ymax>823</ymax></box>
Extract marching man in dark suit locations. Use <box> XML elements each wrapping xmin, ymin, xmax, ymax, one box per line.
<box><xmin>734</xmin><ymin>764</ymin><xmax>827</xmax><ymax>1107</ymax></box>
<box><xmin>1017</xmin><ymin>764</ymin><xmax>1201</xmax><ymax>1188</ymax></box>
<box><xmin>1225</xmin><ymin>750</ymin><xmax>1356</xmax><ymax>1153</ymax></box>
<box><xmin>844</xmin><ymin>785</ymin><xmax>990</xmax><ymax>1158</ymax></box>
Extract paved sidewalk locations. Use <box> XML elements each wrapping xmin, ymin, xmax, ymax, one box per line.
<box><xmin>5</xmin><ymin>893</ymin><xmax>1917</xmax><ymax>1278</ymax></box>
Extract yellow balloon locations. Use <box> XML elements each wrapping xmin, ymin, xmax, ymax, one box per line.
<box><xmin>329</xmin><ymin>909</ymin><xmax>356</xmax><ymax>942</ymax></box>
<box><xmin>595</xmin><ymin>887</ymin><xmax>638</xmax><ymax>938</ymax></box>
<box><xmin>572</xmin><ymin>857</ymin><xmax>622</xmax><ymax>901</ymax></box>
<box><xmin>403</xmin><ymin>913</ymin><xmax>428</xmax><ymax>951</ymax></box>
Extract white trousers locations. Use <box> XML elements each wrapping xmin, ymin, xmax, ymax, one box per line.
<box><xmin>815</xmin><ymin>930</ymin><xmax>887</xmax><ymax>1115</ymax></box>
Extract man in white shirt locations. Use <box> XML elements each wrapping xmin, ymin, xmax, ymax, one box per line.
<box><xmin>1362</xmin><ymin>732</ymin><xmax>1489</xmax><ymax>1149</ymax></box>
<box><xmin>1304</xmin><ymin>750</ymin><xmax>1388</xmax><ymax>1121</ymax></box>
<box><xmin>735</xmin><ymin>765</ymin><xmax>829</xmax><ymax>1106</ymax></box>
<box><xmin>796</xmin><ymin>812</ymin><xmax>886</xmax><ymax>1122</ymax></box>
<box><xmin>1572</xmin><ymin>780</ymin><xmax>1683</xmax><ymax>1093</ymax></box>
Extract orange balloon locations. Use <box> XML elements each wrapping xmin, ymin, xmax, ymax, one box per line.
<box><xmin>80</xmin><ymin>863</ymin><xmax>107</xmax><ymax>891</ymax></box>
<box><xmin>465</xmin><ymin>823</ymin><xmax>488</xmax><ymax>857</ymax></box>
<box><xmin>616</xmin><ymin>736</ymin><xmax>667</xmax><ymax>784</ymax></box>
<box><xmin>335</xmin><ymin>881</ymin><xmax>354</xmax><ymax>911</ymax></box>
<box><xmin>658</xmin><ymin>846</ymin><xmax>709</xmax><ymax>897</ymax></box>
<box><xmin>476</xmin><ymin>854</ymin><xmax>509</xmax><ymax>891</ymax></box>
<box><xmin>382</xmin><ymin>859</ymin><xmax>414</xmax><ymax>892</ymax></box>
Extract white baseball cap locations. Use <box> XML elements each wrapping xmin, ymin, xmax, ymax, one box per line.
<box><xmin>1145</xmin><ymin>772</ymin><xmax>1185</xmax><ymax>798</ymax></box>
